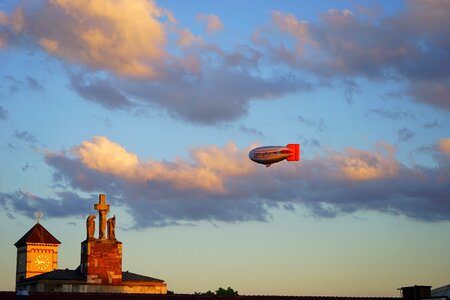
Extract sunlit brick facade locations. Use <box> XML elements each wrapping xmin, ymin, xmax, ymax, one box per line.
<box><xmin>15</xmin><ymin>194</ymin><xmax>167</xmax><ymax>294</ymax></box>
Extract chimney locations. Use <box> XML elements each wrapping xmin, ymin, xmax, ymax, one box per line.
<box><xmin>400</xmin><ymin>285</ymin><xmax>431</xmax><ymax>300</ymax></box>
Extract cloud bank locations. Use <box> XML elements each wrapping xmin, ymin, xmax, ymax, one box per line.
<box><xmin>1</xmin><ymin>0</ymin><xmax>448</xmax><ymax>124</ymax></box>
<box><xmin>260</xmin><ymin>0</ymin><xmax>450</xmax><ymax>110</ymax></box>
<box><xmin>0</xmin><ymin>0</ymin><xmax>308</xmax><ymax>124</ymax></box>
<box><xmin>1</xmin><ymin>136</ymin><xmax>449</xmax><ymax>227</ymax></box>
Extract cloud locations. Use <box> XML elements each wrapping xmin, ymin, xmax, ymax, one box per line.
<box><xmin>261</xmin><ymin>0</ymin><xmax>450</xmax><ymax>110</ymax></box>
<box><xmin>22</xmin><ymin>162</ymin><xmax>36</xmax><ymax>172</ymax></box>
<box><xmin>0</xmin><ymin>7</ymin><xmax>24</xmax><ymax>47</ymax></box>
<box><xmin>68</xmin><ymin>71</ymin><xmax>132</xmax><ymax>110</ymax></box>
<box><xmin>0</xmin><ymin>105</ymin><xmax>7</xmax><ymax>120</ymax></box>
<box><xmin>367</xmin><ymin>108</ymin><xmax>416</xmax><ymax>120</ymax></box>
<box><xmin>2</xmin><ymin>75</ymin><xmax>43</xmax><ymax>94</ymax></box>
<box><xmin>424</xmin><ymin>120</ymin><xmax>443</xmax><ymax>129</ymax></box>
<box><xmin>4</xmin><ymin>75</ymin><xmax>21</xmax><ymax>93</ymax></box>
<box><xmin>0</xmin><ymin>10</ymin><xmax>8</xmax><ymax>47</ymax></box>
<box><xmin>301</xmin><ymin>137</ymin><xmax>321</xmax><ymax>148</ymax></box>
<box><xmin>121</xmin><ymin>66</ymin><xmax>310</xmax><ymax>124</ymax></box>
<box><xmin>0</xmin><ymin>190</ymin><xmax>92</xmax><ymax>220</ymax></box>
<box><xmin>3</xmin><ymin>136</ymin><xmax>447</xmax><ymax>228</ymax></box>
<box><xmin>176</xmin><ymin>28</ymin><xmax>203</xmax><ymax>48</ymax></box>
<box><xmin>342</xmin><ymin>79</ymin><xmax>359</xmax><ymax>103</ymax></box>
<box><xmin>13</xmin><ymin>130</ymin><xmax>39</xmax><ymax>144</ymax></box>
<box><xmin>197</xmin><ymin>14</ymin><xmax>223</xmax><ymax>34</ymax></box>
<box><xmin>323</xmin><ymin>142</ymin><xmax>399</xmax><ymax>181</ymax></box>
<box><xmin>26</xmin><ymin>76</ymin><xmax>43</xmax><ymax>91</ymax></box>
<box><xmin>72</xmin><ymin>136</ymin><xmax>253</xmax><ymax>193</ymax></box>
<box><xmin>298</xmin><ymin>115</ymin><xmax>328</xmax><ymax>132</ymax></box>
<box><xmin>438</xmin><ymin>138</ymin><xmax>450</xmax><ymax>156</ymax></box>
<box><xmin>239</xmin><ymin>125</ymin><xmax>264</xmax><ymax>138</ymax></box>
<box><xmin>0</xmin><ymin>1</ymin><xmax>312</xmax><ymax>125</ymax></box>
<box><xmin>263</xmin><ymin>9</ymin><xmax>408</xmax><ymax>77</ymax></box>
<box><xmin>1</xmin><ymin>0</ymin><xmax>449</xmax><ymax>124</ymax></box>
<box><xmin>0</xmin><ymin>11</ymin><xmax>7</xmax><ymax>26</ymax></box>
<box><xmin>39</xmin><ymin>137</ymin><xmax>264</xmax><ymax>226</ymax></box>
<box><xmin>4</xmin><ymin>0</ymin><xmax>170</xmax><ymax>79</ymax></box>
<box><xmin>397</xmin><ymin>127</ymin><xmax>414</xmax><ymax>142</ymax></box>
<box><xmin>271</xmin><ymin>10</ymin><xmax>317</xmax><ymax>55</ymax></box>
<box><xmin>408</xmin><ymin>78</ymin><xmax>450</xmax><ymax>111</ymax></box>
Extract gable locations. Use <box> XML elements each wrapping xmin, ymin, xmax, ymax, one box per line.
<box><xmin>14</xmin><ymin>223</ymin><xmax>61</xmax><ymax>247</ymax></box>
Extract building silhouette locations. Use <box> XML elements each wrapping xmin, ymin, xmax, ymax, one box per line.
<box><xmin>15</xmin><ymin>194</ymin><xmax>167</xmax><ymax>294</ymax></box>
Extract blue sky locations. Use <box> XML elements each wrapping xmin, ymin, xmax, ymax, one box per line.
<box><xmin>0</xmin><ymin>0</ymin><xmax>449</xmax><ymax>296</ymax></box>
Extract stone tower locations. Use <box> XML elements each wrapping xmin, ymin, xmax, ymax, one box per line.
<box><xmin>80</xmin><ymin>194</ymin><xmax>122</xmax><ymax>285</ymax></box>
<box><xmin>14</xmin><ymin>222</ymin><xmax>61</xmax><ymax>283</ymax></box>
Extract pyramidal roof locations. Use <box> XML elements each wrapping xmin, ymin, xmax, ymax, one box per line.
<box><xmin>14</xmin><ymin>223</ymin><xmax>61</xmax><ymax>247</ymax></box>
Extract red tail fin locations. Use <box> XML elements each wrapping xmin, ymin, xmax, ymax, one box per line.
<box><xmin>286</xmin><ymin>144</ymin><xmax>300</xmax><ymax>161</ymax></box>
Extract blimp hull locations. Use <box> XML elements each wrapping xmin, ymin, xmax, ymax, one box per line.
<box><xmin>249</xmin><ymin>144</ymin><xmax>300</xmax><ymax>167</ymax></box>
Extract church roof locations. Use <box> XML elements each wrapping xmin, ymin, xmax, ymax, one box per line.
<box><xmin>122</xmin><ymin>271</ymin><xmax>165</xmax><ymax>282</ymax></box>
<box><xmin>14</xmin><ymin>223</ymin><xmax>61</xmax><ymax>247</ymax></box>
<box><xmin>20</xmin><ymin>269</ymin><xmax>87</xmax><ymax>282</ymax></box>
<box><xmin>19</xmin><ymin>269</ymin><xmax>164</xmax><ymax>283</ymax></box>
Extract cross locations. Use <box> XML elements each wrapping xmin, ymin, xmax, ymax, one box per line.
<box><xmin>35</xmin><ymin>210</ymin><xmax>41</xmax><ymax>224</ymax></box>
<box><xmin>94</xmin><ymin>194</ymin><xmax>110</xmax><ymax>239</ymax></box>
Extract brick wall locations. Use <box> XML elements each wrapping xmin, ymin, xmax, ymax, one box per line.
<box><xmin>80</xmin><ymin>239</ymin><xmax>122</xmax><ymax>285</ymax></box>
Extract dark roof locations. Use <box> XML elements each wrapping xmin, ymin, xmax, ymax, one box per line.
<box><xmin>14</xmin><ymin>223</ymin><xmax>61</xmax><ymax>247</ymax></box>
<box><xmin>122</xmin><ymin>271</ymin><xmax>164</xmax><ymax>282</ymax></box>
<box><xmin>0</xmin><ymin>292</ymin><xmax>401</xmax><ymax>300</ymax></box>
<box><xmin>20</xmin><ymin>269</ymin><xmax>164</xmax><ymax>283</ymax></box>
<box><xmin>20</xmin><ymin>269</ymin><xmax>86</xmax><ymax>283</ymax></box>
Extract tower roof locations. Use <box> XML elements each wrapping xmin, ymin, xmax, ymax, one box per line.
<box><xmin>14</xmin><ymin>223</ymin><xmax>61</xmax><ymax>247</ymax></box>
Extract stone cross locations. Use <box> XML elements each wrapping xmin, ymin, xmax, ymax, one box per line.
<box><xmin>35</xmin><ymin>210</ymin><xmax>41</xmax><ymax>224</ymax></box>
<box><xmin>94</xmin><ymin>194</ymin><xmax>110</xmax><ymax>240</ymax></box>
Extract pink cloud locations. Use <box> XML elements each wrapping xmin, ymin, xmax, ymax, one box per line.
<box><xmin>272</xmin><ymin>11</ymin><xmax>317</xmax><ymax>54</ymax></box>
<box><xmin>323</xmin><ymin>143</ymin><xmax>399</xmax><ymax>181</ymax></box>
<box><xmin>1</xmin><ymin>138</ymin><xmax>439</xmax><ymax>226</ymax></box>
<box><xmin>177</xmin><ymin>28</ymin><xmax>203</xmax><ymax>48</ymax></box>
<box><xmin>0</xmin><ymin>11</ymin><xmax>7</xmax><ymax>25</ymax></box>
<box><xmin>261</xmin><ymin>1</ymin><xmax>450</xmax><ymax>110</ymax></box>
<box><xmin>197</xmin><ymin>14</ymin><xmax>223</xmax><ymax>34</ymax></box>
<box><xmin>72</xmin><ymin>136</ymin><xmax>255</xmax><ymax>193</ymax></box>
<box><xmin>438</xmin><ymin>138</ymin><xmax>450</xmax><ymax>156</ymax></box>
<box><xmin>7</xmin><ymin>0</ymin><xmax>169</xmax><ymax>79</ymax></box>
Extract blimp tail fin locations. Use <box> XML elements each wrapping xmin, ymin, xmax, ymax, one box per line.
<box><xmin>286</xmin><ymin>144</ymin><xmax>300</xmax><ymax>161</ymax></box>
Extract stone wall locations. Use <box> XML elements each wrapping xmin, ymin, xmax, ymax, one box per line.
<box><xmin>80</xmin><ymin>239</ymin><xmax>122</xmax><ymax>285</ymax></box>
<box><xmin>20</xmin><ymin>281</ymin><xmax>167</xmax><ymax>294</ymax></box>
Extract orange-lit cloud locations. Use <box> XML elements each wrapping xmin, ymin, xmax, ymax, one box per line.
<box><xmin>0</xmin><ymin>11</ymin><xmax>7</xmax><ymax>25</ymax></box>
<box><xmin>11</xmin><ymin>138</ymin><xmax>443</xmax><ymax>225</ymax></box>
<box><xmin>0</xmin><ymin>7</ymin><xmax>24</xmax><ymax>32</ymax></box>
<box><xmin>70</xmin><ymin>137</ymin><xmax>402</xmax><ymax>201</ymax></box>
<box><xmin>75</xmin><ymin>136</ymin><xmax>139</xmax><ymax>178</ymax></box>
<box><xmin>272</xmin><ymin>11</ymin><xmax>317</xmax><ymax>54</ymax></box>
<box><xmin>325</xmin><ymin>143</ymin><xmax>399</xmax><ymax>181</ymax></box>
<box><xmin>12</xmin><ymin>0</ymin><xmax>169</xmax><ymax>79</ymax></box>
<box><xmin>197</xmin><ymin>14</ymin><xmax>223</xmax><ymax>34</ymax></box>
<box><xmin>177</xmin><ymin>28</ymin><xmax>203</xmax><ymax>48</ymax></box>
<box><xmin>0</xmin><ymin>7</ymin><xmax>25</xmax><ymax>47</ymax></box>
<box><xmin>73</xmin><ymin>136</ymin><xmax>254</xmax><ymax>193</ymax></box>
<box><xmin>438</xmin><ymin>138</ymin><xmax>450</xmax><ymax>156</ymax></box>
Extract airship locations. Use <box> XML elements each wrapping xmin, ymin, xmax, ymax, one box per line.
<box><xmin>249</xmin><ymin>144</ymin><xmax>300</xmax><ymax>167</ymax></box>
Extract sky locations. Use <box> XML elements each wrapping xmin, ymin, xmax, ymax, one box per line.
<box><xmin>0</xmin><ymin>0</ymin><xmax>449</xmax><ymax>296</ymax></box>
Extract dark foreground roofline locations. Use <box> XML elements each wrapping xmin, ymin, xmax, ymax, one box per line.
<box><xmin>0</xmin><ymin>291</ymin><xmax>402</xmax><ymax>300</ymax></box>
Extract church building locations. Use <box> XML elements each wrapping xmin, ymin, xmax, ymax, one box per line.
<box><xmin>15</xmin><ymin>194</ymin><xmax>167</xmax><ymax>294</ymax></box>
